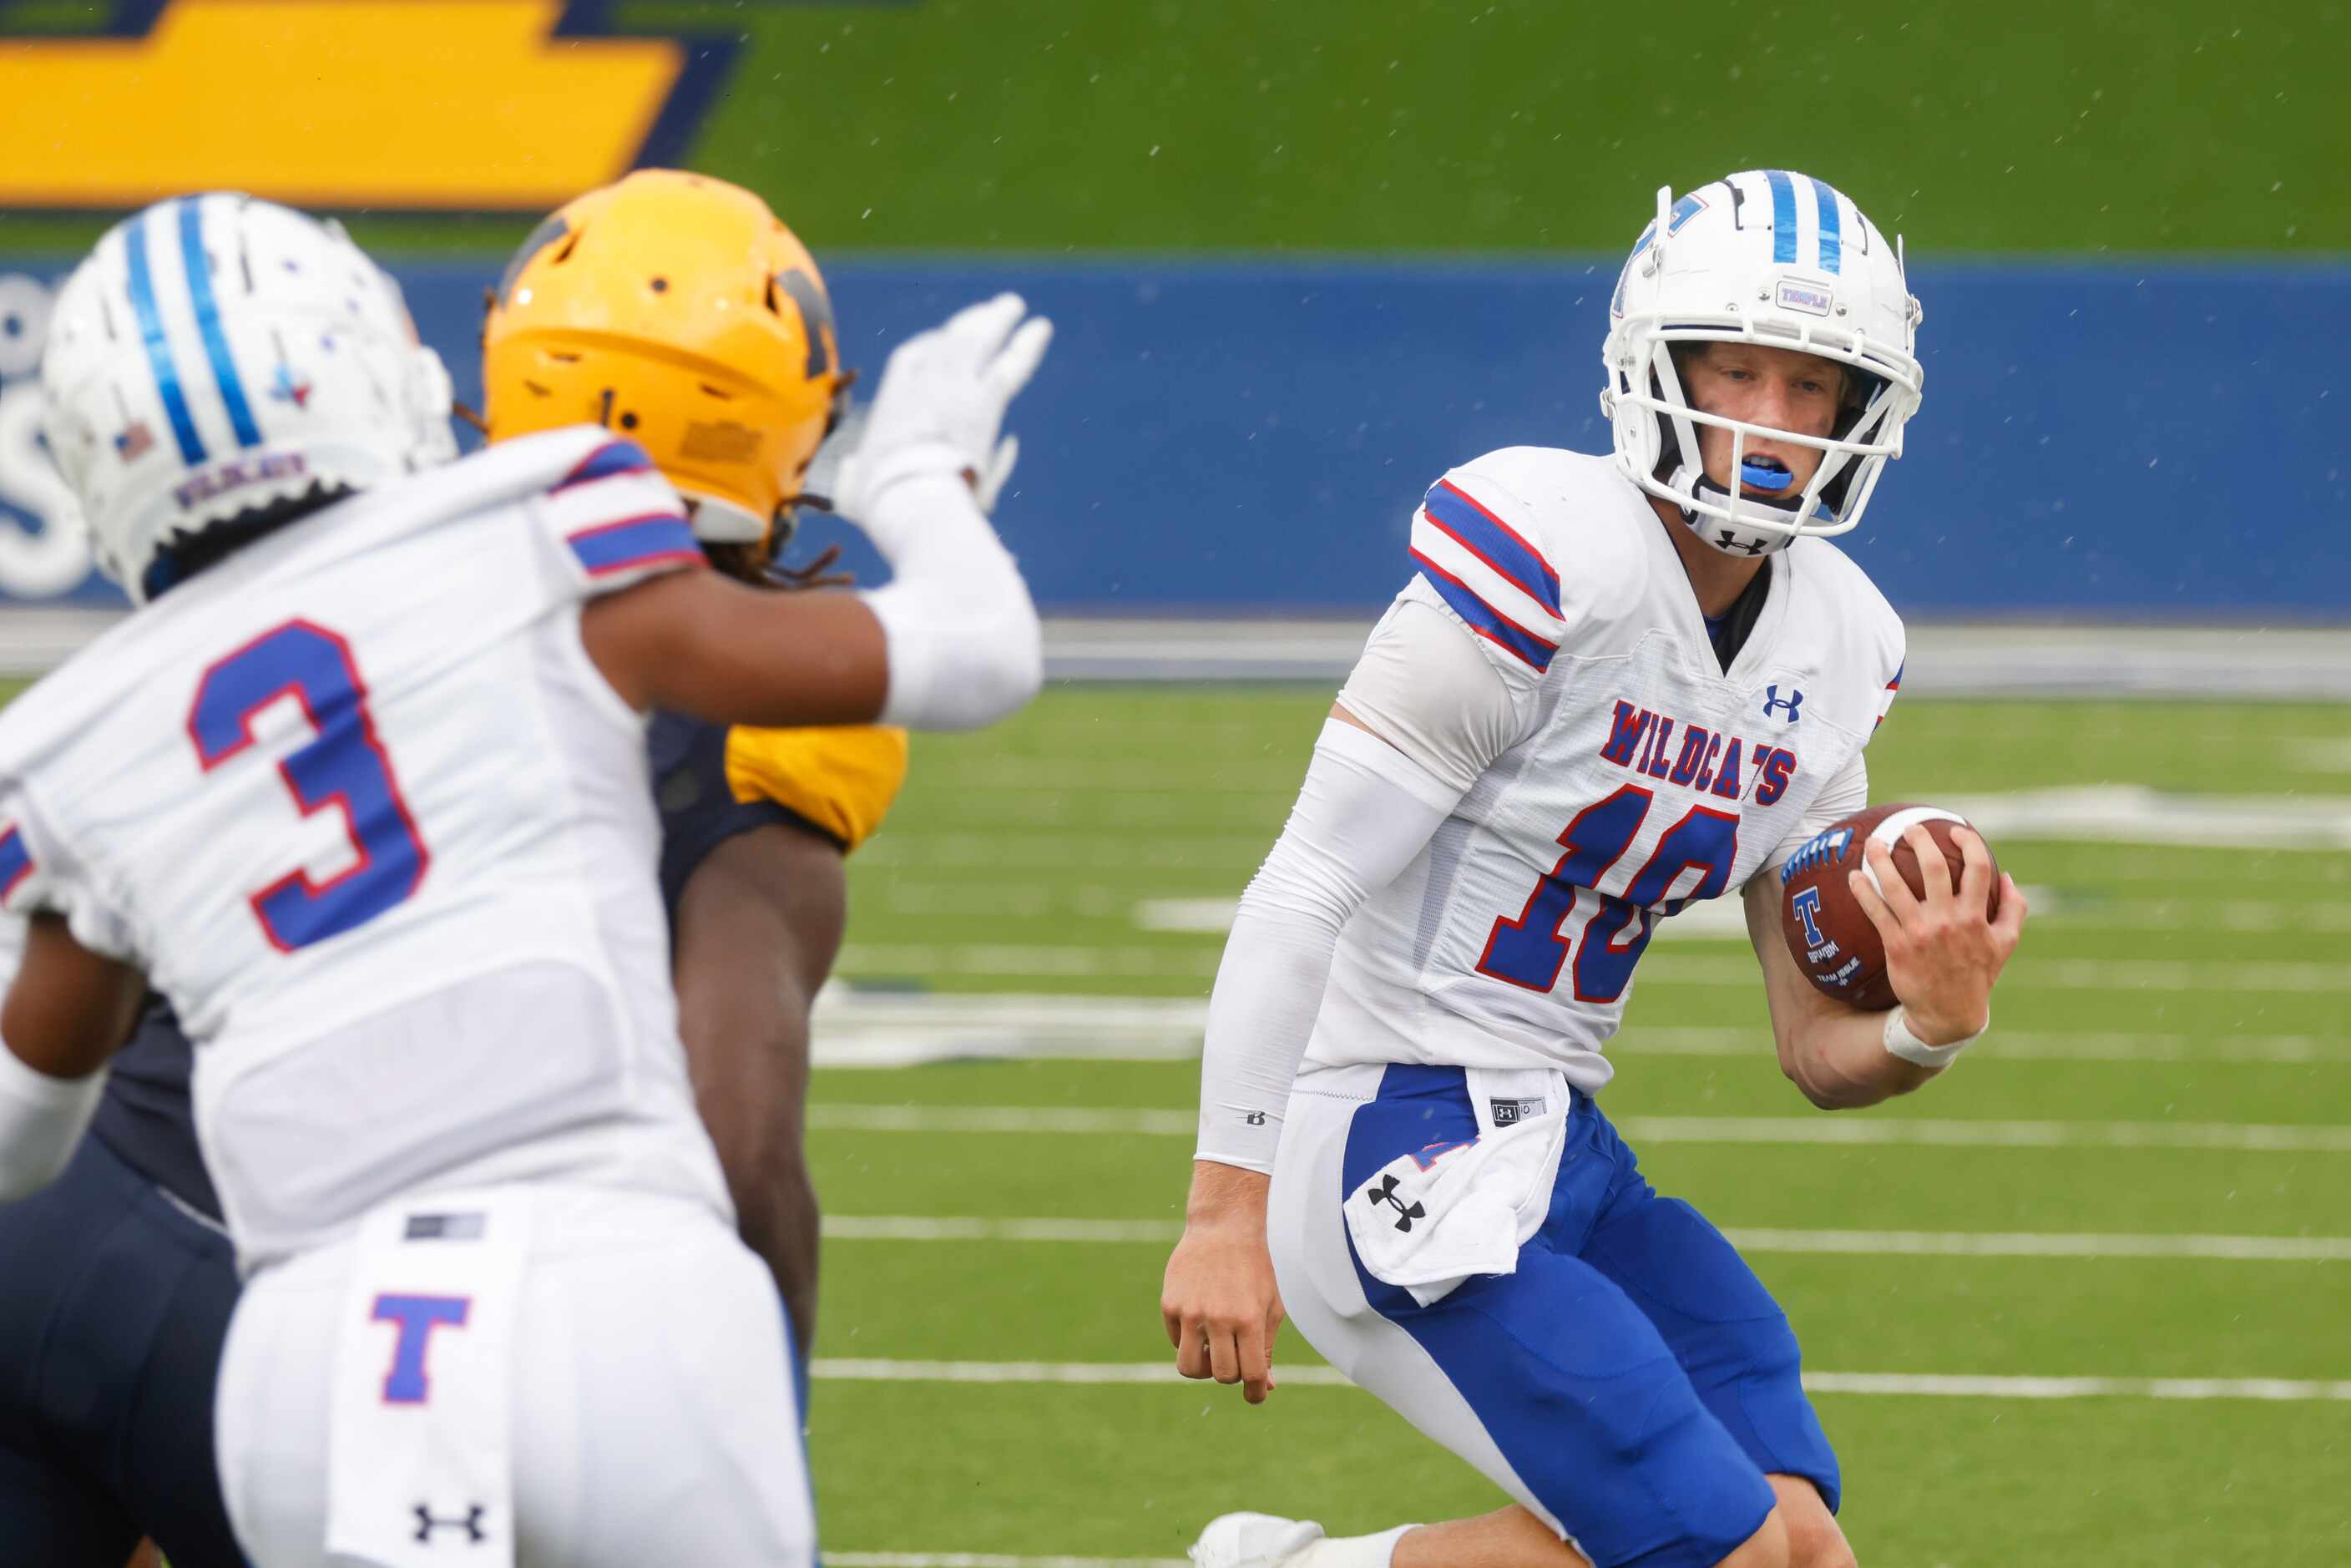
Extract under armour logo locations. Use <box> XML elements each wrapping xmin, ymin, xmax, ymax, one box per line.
<box><xmin>1716</xmin><ymin>529</ymin><xmax>1767</xmax><ymax>557</ymax></box>
<box><xmin>1244</xmin><ymin>1111</ymin><xmax>1267</xmax><ymax>1126</ymax></box>
<box><xmin>414</xmin><ymin>1503</ymin><xmax>488</xmax><ymax>1545</ymax></box>
<box><xmin>1762</xmin><ymin>684</ymin><xmax>1804</xmax><ymax>722</ymax></box>
<box><xmin>1365</xmin><ymin>1174</ymin><xmax>1427</xmax><ymax>1233</ymax></box>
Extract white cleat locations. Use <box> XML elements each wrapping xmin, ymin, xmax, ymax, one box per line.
<box><xmin>1189</xmin><ymin>1512</ymin><xmax>1327</xmax><ymax>1566</ymax></box>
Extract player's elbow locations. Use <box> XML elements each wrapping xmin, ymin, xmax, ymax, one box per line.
<box><xmin>1778</xmin><ymin>1033</ymin><xmax>1900</xmax><ymax>1112</ymax></box>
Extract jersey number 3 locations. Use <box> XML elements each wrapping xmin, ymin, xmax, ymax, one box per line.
<box><xmin>190</xmin><ymin>620</ymin><xmax>430</xmax><ymax>953</ymax></box>
<box><xmin>1475</xmin><ymin>784</ymin><xmax>1738</xmax><ymax>1003</ymax></box>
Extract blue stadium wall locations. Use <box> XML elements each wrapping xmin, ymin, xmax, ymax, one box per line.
<box><xmin>0</xmin><ymin>259</ymin><xmax>2343</xmax><ymax>619</ymax></box>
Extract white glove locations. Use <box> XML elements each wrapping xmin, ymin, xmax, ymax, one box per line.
<box><xmin>836</xmin><ymin>292</ymin><xmax>1053</xmax><ymax>531</ymax></box>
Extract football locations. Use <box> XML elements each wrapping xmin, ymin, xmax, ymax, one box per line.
<box><xmin>1777</xmin><ymin>803</ymin><xmax>2003</xmax><ymax>1010</ymax></box>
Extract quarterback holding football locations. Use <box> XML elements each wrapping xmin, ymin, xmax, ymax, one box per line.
<box><xmin>1164</xmin><ymin>172</ymin><xmax>2027</xmax><ymax>1568</ymax></box>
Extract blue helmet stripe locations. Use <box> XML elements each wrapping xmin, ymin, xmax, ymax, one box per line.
<box><xmin>178</xmin><ymin>200</ymin><xmax>261</xmax><ymax>449</ymax></box>
<box><xmin>1766</xmin><ymin>170</ymin><xmax>1798</xmax><ymax>264</ymax></box>
<box><xmin>1809</xmin><ymin>177</ymin><xmax>1843</xmax><ymax>275</ymax></box>
<box><xmin>123</xmin><ymin>219</ymin><xmax>205</xmax><ymax>466</ymax></box>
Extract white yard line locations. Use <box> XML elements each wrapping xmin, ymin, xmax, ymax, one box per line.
<box><xmin>829</xmin><ymin>1556</ymin><xmax>1186</xmax><ymax>1568</ymax></box>
<box><xmin>811</xmin><ymin>1359</ymin><xmax>2351</xmax><ymax>1403</ymax></box>
<box><xmin>821</xmin><ymin>1214</ymin><xmax>2351</xmax><ymax>1262</ymax></box>
<box><xmin>834</xmin><ymin>943</ymin><xmax>2351</xmax><ymax>991</ymax></box>
<box><xmin>808</xmin><ymin>990</ymin><xmax>2349</xmax><ymax>1069</ymax></box>
<box><xmin>806</xmin><ymin>1102</ymin><xmax>2351</xmax><ymax>1151</ymax></box>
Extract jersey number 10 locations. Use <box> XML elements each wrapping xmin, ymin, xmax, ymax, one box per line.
<box><xmin>190</xmin><ymin>620</ymin><xmax>431</xmax><ymax>953</ymax></box>
<box><xmin>1475</xmin><ymin>784</ymin><xmax>1738</xmax><ymax>1004</ymax></box>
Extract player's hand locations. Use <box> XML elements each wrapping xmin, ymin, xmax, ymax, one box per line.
<box><xmin>1161</xmin><ymin>1166</ymin><xmax>1285</xmax><ymax>1405</ymax></box>
<box><xmin>835</xmin><ymin>292</ymin><xmax>1053</xmax><ymax>524</ymax></box>
<box><xmin>1848</xmin><ymin>825</ymin><xmax>2027</xmax><ymax>1044</ymax></box>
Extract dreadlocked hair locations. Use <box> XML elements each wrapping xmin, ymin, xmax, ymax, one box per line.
<box><xmin>702</xmin><ymin>538</ymin><xmax>855</xmax><ymax>592</ymax></box>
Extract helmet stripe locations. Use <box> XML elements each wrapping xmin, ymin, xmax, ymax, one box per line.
<box><xmin>123</xmin><ymin>216</ymin><xmax>205</xmax><ymax>466</ymax></box>
<box><xmin>1765</xmin><ymin>170</ymin><xmax>1798</xmax><ymax>264</ymax></box>
<box><xmin>1808</xmin><ymin>177</ymin><xmax>1843</xmax><ymax>275</ymax></box>
<box><xmin>177</xmin><ymin>199</ymin><xmax>261</xmax><ymax>449</ymax></box>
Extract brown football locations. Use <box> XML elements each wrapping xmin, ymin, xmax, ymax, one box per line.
<box><xmin>1777</xmin><ymin>803</ymin><xmax>2001</xmax><ymax>1010</ymax></box>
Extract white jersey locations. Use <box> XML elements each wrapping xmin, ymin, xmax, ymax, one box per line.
<box><xmin>1307</xmin><ymin>446</ymin><xmax>1904</xmax><ymax>1094</ymax></box>
<box><xmin>0</xmin><ymin>426</ymin><xmax>731</xmax><ymax>1267</ymax></box>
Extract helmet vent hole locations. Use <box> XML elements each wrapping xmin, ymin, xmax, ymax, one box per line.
<box><xmin>548</xmin><ymin>351</ymin><xmax>580</xmax><ymax>364</ymax></box>
<box><xmin>650</xmin><ymin>277</ymin><xmax>669</xmax><ymax>294</ymax></box>
<box><xmin>698</xmin><ymin>382</ymin><xmax>733</xmax><ymax>401</ymax></box>
<box><xmin>619</xmin><ymin>412</ymin><xmax>639</xmax><ymax>431</ymax></box>
<box><xmin>552</xmin><ymin>233</ymin><xmax>581</xmax><ymax>266</ymax></box>
<box><xmin>763</xmin><ymin>277</ymin><xmax>783</xmax><ymax>317</ymax></box>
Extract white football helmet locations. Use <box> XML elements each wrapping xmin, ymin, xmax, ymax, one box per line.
<box><xmin>39</xmin><ymin>193</ymin><xmax>456</xmax><ymax>603</ymax></box>
<box><xmin>1601</xmin><ymin>170</ymin><xmax>1924</xmax><ymax>558</ymax></box>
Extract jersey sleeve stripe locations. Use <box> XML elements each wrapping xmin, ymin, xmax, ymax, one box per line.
<box><xmin>566</xmin><ymin>514</ymin><xmax>704</xmax><ymax>577</ymax></box>
<box><xmin>1409</xmin><ymin>551</ymin><xmax>1557</xmax><ymax>672</ymax></box>
<box><xmin>0</xmin><ymin>826</ymin><xmax>33</xmax><ymax>904</ymax></box>
<box><xmin>1425</xmin><ymin>480</ymin><xmax>1561</xmax><ymax>615</ymax></box>
<box><xmin>552</xmin><ymin>438</ymin><xmax>658</xmax><ymax>493</ymax></box>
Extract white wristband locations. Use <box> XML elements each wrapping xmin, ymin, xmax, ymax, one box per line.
<box><xmin>0</xmin><ymin>1043</ymin><xmax>107</xmax><ymax>1201</ymax></box>
<box><xmin>1883</xmin><ymin>1005</ymin><xmax>1984</xmax><ymax>1070</ymax></box>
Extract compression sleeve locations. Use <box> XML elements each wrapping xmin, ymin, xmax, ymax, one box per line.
<box><xmin>857</xmin><ymin>470</ymin><xmax>1044</xmax><ymax>731</ymax></box>
<box><xmin>1194</xmin><ymin>719</ymin><xmax>1462</xmax><ymax>1171</ymax></box>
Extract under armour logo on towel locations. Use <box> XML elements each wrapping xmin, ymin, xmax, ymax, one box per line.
<box><xmin>1366</xmin><ymin>1174</ymin><xmax>1428</xmax><ymax>1233</ymax></box>
<box><xmin>413</xmin><ymin>1503</ymin><xmax>488</xmax><ymax>1545</ymax></box>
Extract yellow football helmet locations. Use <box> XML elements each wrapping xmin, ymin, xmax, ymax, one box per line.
<box><xmin>482</xmin><ymin>169</ymin><xmax>847</xmax><ymax>557</ymax></box>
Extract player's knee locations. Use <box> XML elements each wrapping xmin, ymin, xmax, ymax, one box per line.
<box><xmin>1716</xmin><ymin>1505</ymin><xmax>1790</xmax><ymax>1568</ymax></box>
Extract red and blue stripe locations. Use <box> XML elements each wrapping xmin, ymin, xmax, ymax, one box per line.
<box><xmin>1421</xmin><ymin>480</ymin><xmax>1561</xmax><ymax>618</ymax></box>
<box><xmin>1409</xmin><ymin>549</ymin><xmax>1558</xmax><ymax>672</ymax></box>
<box><xmin>0</xmin><ymin>825</ymin><xmax>33</xmax><ymax>904</ymax></box>
<box><xmin>552</xmin><ymin>438</ymin><xmax>658</xmax><ymax>493</ymax></box>
<box><xmin>566</xmin><ymin>513</ymin><xmax>702</xmax><ymax>577</ymax></box>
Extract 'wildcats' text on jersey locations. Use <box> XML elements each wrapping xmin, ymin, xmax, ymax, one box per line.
<box><xmin>0</xmin><ymin>427</ymin><xmax>732</xmax><ymax>1269</ymax></box>
<box><xmin>1309</xmin><ymin>446</ymin><xmax>1904</xmax><ymax>1094</ymax></box>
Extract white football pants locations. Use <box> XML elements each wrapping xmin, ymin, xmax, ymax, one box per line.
<box><xmin>215</xmin><ymin>1183</ymin><xmax>814</xmax><ymax>1568</ymax></box>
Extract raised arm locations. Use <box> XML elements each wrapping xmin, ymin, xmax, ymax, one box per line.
<box><xmin>583</xmin><ymin>294</ymin><xmax>1051</xmax><ymax>733</ymax></box>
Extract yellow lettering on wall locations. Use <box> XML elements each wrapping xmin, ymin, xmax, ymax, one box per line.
<box><xmin>0</xmin><ymin>3</ymin><xmax>686</xmax><ymax>209</ymax></box>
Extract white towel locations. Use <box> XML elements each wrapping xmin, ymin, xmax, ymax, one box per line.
<box><xmin>325</xmin><ymin>1186</ymin><xmax>533</xmax><ymax>1568</ymax></box>
<box><xmin>1343</xmin><ymin>1068</ymin><xmax>1570</xmax><ymax>1308</ymax></box>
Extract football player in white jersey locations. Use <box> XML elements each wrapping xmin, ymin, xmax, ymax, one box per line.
<box><xmin>0</xmin><ymin>193</ymin><xmax>1049</xmax><ymax>1568</ymax></box>
<box><xmin>1163</xmin><ymin>172</ymin><xmax>2027</xmax><ymax>1568</ymax></box>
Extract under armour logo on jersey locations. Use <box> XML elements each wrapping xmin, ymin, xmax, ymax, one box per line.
<box><xmin>1365</xmin><ymin>1174</ymin><xmax>1427</xmax><ymax>1233</ymax></box>
<box><xmin>1762</xmin><ymin>685</ymin><xmax>1804</xmax><ymax>722</ymax></box>
<box><xmin>413</xmin><ymin>1503</ymin><xmax>488</xmax><ymax>1545</ymax></box>
<box><xmin>1716</xmin><ymin>529</ymin><xmax>1767</xmax><ymax>557</ymax></box>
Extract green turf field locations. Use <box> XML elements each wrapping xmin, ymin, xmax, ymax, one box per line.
<box><xmin>804</xmin><ymin>689</ymin><xmax>2351</xmax><ymax>1565</ymax></box>
<box><xmin>3</xmin><ymin>0</ymin><xmax>2345</xmax><ymax>255</ymax></box>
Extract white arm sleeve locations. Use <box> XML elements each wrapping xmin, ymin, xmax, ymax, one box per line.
<box><xmin>1194</xmin><ymin>719</ymin><xmax>1463</xmax><ymax>1171</ymax></box>
<box><xmin>0</xmin><ymin>1043</ymin><xmax>105</xmax><ymax>1202</ymax></box>
<box><xmin>1334</xmin><ymin>581</ymin><xmax>1539</xmax><ymax>794</ymax></box>
<box><xmin>857</xmin><ymin>470</ymin><xmax>1044</xmax><ymax>731</ymax></box>
<box><xmin>1760</xmin><ymin>750</ymin><xmax>1871</xmax><ymax>878</ymax></box>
